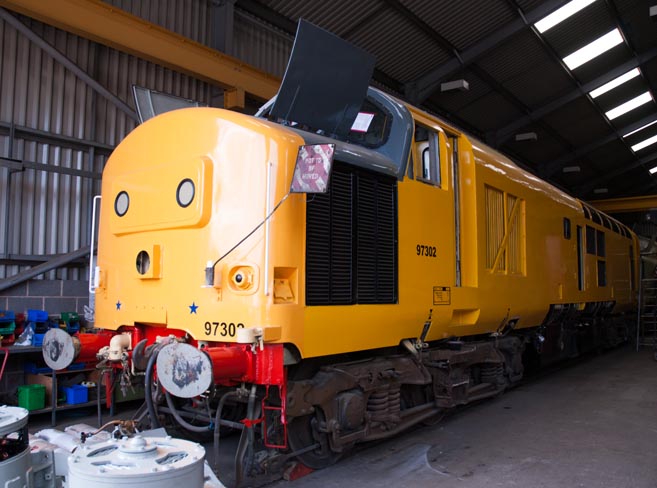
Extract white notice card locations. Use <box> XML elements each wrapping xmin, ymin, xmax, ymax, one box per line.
<box><xmin>351</xmin><ymin>112</ymin><xmax>375</xmax><ymax>133</ymax></box>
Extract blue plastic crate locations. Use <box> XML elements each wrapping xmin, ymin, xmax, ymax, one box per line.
<box><xmin>32</xmin><ymin>333</ymin><xmax>45</xmax><ymax>346</ymax></box>
<box><xmin>24</xmin><ymin>362</ymin><xmax>52</xmax><ymax>374</ymax></box>
<box><xmin>26</xmin><ymin>309</ymin><xmax>49</xmax><ymax>323</ymax></box>
<box><xmin>64</xmin><ymin>385</ymin><xmax>88</xmax><ymax>404</ymax></box>
<box><xmin>0</xmin><ymin>310</ymin><xmax>15</xmax><ymax>322</ymax></box>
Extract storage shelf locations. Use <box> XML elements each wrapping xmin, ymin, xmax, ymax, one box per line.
<box><xmin>29</xmin><ymin>399</ymin><xmax>102</xmax><ymax>416</ymax></box>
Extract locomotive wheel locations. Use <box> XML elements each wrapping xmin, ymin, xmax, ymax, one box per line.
<box><xmin>287</xmin><ymin>410</ymin><xmax>341</xmax><ymax>469</ymax></box>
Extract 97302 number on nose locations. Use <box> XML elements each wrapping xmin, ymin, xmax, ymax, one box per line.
<box><xmin>204</xmin><ymin>321</ymin><xmax>245</xmax><ymax>337</ymax></box>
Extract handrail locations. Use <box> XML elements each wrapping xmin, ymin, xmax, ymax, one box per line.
<box><xmin>89</xmin><ymin>195</ymin><xmax>101</xmax><ymax>294</ymax></box>
<box><xmin>0</xmin><ymin>245</ymin><xmax>90</xmax><ymax>292</ymax></box>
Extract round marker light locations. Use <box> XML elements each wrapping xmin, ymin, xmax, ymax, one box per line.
<box><xmin>176</xmin><ymin>179</ymin><xmax>195</xmax><ymax>208</ymax></box>
<box><xmin>136</xmin><ymin>251</ymin><xmax>150</xmax><ymax>275</ymax></box>
<box><xmin>114</xmin><ymin>191</ymin><xmax>129</xmax><ymax>217</ymax></box>
<box><xmin>230</xmin><ymin>266</ymin><xmax>255</xmax><ymax>291</ymax></box>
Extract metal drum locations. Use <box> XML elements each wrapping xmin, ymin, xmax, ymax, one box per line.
<box><xmin>67</xmin><ymin>435</ymin><xmax>206</xmax><ymax>488</ymax></box>
<box><xmin>0</xmin><ymin>406</ymin><xmax>30</xmax><ymax>488</ymax></box>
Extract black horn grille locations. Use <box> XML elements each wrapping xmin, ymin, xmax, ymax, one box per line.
<box><xmin>306</xmin><ymin>162</ymin><xmax>397</xmax><ymax>305</ymax></box>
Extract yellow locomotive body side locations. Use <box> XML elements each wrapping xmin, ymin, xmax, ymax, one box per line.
<box><xmin>95</xmin><ymin>103</ymin><xmax>638</xmax><ymax>361</ymax></box>
<box><xmin>299</xmin><ymin>105</ymin><xmax>638</xmax><ymax>358</ymax></box>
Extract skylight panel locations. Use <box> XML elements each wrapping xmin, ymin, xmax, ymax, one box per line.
<box><xmin>623</xmin><ymin>119</ymin><xmax>657</xmax><ymax>138</ymax></box>
<box><xmin>589</xmin><ymin>68</ymin><xmax>640</xmax><ymax>98</ymax></box>
<box><xmin>535</xmin><ymin>0</ymin><xmax>598</xmax><ymax>34</ymax></box>
<box><xmin>563</xmin><ymin>29</ymin><xmax>623</xmax><ymax>70</ymax></box>
<box><xmin>605</xmin><ymin>91</ymin><xmax>652</xmax><ymax>120</ymax></box>
<box><xmin>649</xmin><ymin>165</ymin><xmax>657</xmax><ymax>174</ymax></box>
<box><xmin>631</xmin><ymin>134</ymin><xmax>657</xmax><ymax>152</ymax></box>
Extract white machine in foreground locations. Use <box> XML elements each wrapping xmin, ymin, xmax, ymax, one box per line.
<box><xmin>0</xmin><ymin>406</ymin><xmax>30</xmax><ymax>488</ymax></box>
<box><xmin>0</xmin><ymin>405</ymin><xmax>223</xmax><ymax>488</ymax></box>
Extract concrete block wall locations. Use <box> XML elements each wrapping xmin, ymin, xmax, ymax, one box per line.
<box><xmin>0</xmin><ymin>279</ymin><xmax>90</xmax><ymax>315</ymax></box>
<box><xmin>0</xmin><ymin>279</ymin><xmax>90</xmax><ymax>404</ymax></box>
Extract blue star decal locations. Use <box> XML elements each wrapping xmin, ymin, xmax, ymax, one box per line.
<box><xmin>116</xmin><ymin>301</ymin><xmax>122</xmax><ymax>310</ymax></box>
<box><xmin>189</xmin><ymin>302</ymin><xmax>198</xmax><ymax>314</ymax></box>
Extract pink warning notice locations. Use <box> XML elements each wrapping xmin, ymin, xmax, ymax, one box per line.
<box><xmin>290</xmin><ymin>144</ymin><xmax>335</xmax><ymax>193</ymax></box>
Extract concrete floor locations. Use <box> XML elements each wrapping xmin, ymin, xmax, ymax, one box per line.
<box><xmin>27</xmin><ymin>346</ymin><xmax>657</xmax><ymax>488</ymax></box>
<box><xmin>268</xmin><ymin>346</ymin><xmax>657</xmax><ymax>488</ymax></box>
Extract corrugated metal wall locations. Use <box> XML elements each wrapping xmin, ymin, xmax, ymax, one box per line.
<box><xmin>0</xmin><ymin>18</ymin><xmax>101</xmax><ymax>280</ymax></box>
<box><xmin>233</xmin><ymin>10</ymin><xmax>291</xmax><ymax>79</ymax></box>
<box><xmin>0</xmin><ymin>1</ymin><xmax>291</xmax><ymax>283</ymax></box>
<box><xmin>0</xmin><ymin>11</ymin><xmax>215</xmax><ymax>280</ymax></box>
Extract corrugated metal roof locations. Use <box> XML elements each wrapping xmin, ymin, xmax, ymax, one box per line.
<box><xmin>543</xmin><ymin>98</ymin><xmax>611</xmax><ymax>146</ymax></box>
<box><xmin>507</xmin><ymin>127</ymin><xmax>565</xmax><ymax>166</ymax></box>
<box><xmin>261</xmin><ymin>0</ymin><xmax>379</xmax><ymax>39</ymax></box>
<box><xmin>402</xmin><ymin>0</ymin><xmax>516</xmax><ymax>51</ymax></box>
<box><xmin>478</xmin><ymin>31</ymin><xmax>551</xmax><ymax>85</ymax></box>
<box><xmin>348</xmin><ymin>8</ymin><xmax>450</xmax><ymax>83</ymax></box>
<box><xmin>458</xmin><ymin>91</ymin><xmax>525</xmax><ymax>133</ymax></box>
<box><xmin>540</xmin><ymin>1</ymin><xmax>615</xmax><ymax>58</ymax></box>
<box><xmin>428</xmin><ymin>70</ymin><xmax>491</xmax><ymax>116</ymax></box>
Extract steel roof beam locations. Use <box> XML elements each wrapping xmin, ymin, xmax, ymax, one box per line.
<box><xmin>405</xmin><ymin>0</ymin><xmax>570</xmax><ymax>104</ymax></box>
<box><xmin>0</xmin><ymin>0</ymin><xmax>281</xmax><ymax>101</ymax></box>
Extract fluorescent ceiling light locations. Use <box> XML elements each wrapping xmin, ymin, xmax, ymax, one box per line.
<box><xmin>535</xmin><ymin>0</ymin><xmax>598</xmax><ymax>33</ymax></box>
<box><xmin>563</xmin><ymin>29</ymin><xmax>623</xmax><ymax>70</ymax></box>
<box><xmin>632</xmin><ymin>133</ymin><xmax>657</xmax><ymax>152</ymax></box>
<box><xmin>605</xmin><ymin>91</ymin><xmax>652</xmax><ymax>120</ymax></box>
<box><xmin>650</xmin><ymin>165</ymin><xmax>657</xmax><ymax>174</ymax></box>
<box><xmin>593</xmin><ymin>188</ymin><xmax>608</xmax><ymax>194</ymax></box>
<box><xmin>589</xmin><ymin>68</ymin><xmax>640</xmax><ymax>98</ymax></box>
<box><xmin>623</xmin><ymin>118</ymin><xmax>657</xmax><ymax>138</ymax></box>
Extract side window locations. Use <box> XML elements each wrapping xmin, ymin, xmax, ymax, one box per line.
<box><xmin>414</xmin><ymin>123</ymin><xmax>441</xmax><ymax>187</ymax></box>
<box><xmin>586</xmin><ymin>225</ymin><xmax>596</xmax><ymax>254</ymax></box>
<box><xmin>596</xmin><ymin>229</ymin><xmax>605</xmax><ymax>257</ymax></box>
<box><xmin>586</xmin><ymin>225</ymin><xmax>607</xmax><ymax>287</ymax></box>
<box><xmin>563</xmin><ymin>217</ymin><xmax>571</xmax><ymax>239</ymax></box>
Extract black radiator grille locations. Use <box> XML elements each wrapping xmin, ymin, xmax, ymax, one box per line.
<box><xmin>306</xmin><ymin>162</ymin><xmax>397</xmax><ymax>305</ymax></box>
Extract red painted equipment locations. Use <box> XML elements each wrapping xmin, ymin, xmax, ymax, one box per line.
<box><xmin>204</xmin><ymin>343</ymin><xmax>285</xmax><ymax>386</ymax></box>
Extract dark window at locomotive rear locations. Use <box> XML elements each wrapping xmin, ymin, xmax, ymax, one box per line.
<box><xmin>597</xmin><ymin>260</ymin><xmax>607</xmax><ymax>286</ymax></box>
<box><xmin>596</xmin><ymin>229</ymin><xmax>605</xmax><ymax>257</ymax></box>
<box><xmin>563</xmin><ymin>218</ymin><xmax>571</xmax><ymax>239</ymax></box>
<box><xmin>586</xmin><ymin>225</ymin><xmax>596</xmax><ymax>254</ymax></box>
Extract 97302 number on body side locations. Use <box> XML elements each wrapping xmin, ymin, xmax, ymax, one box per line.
<box><xmin>416</xmin><ymin>244</ymin><xmax>437</xmax><ymax>257</ymax></box>
<box><xmin>204</xmin><ymin>321</ymin><xmax>245</xmax><ymax>337</ymax></box>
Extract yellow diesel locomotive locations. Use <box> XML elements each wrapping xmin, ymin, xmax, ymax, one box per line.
<box><xmin>45</xmin><ymin>21</ymin><xmax>638</xmax><ymax>484</ymax></box>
